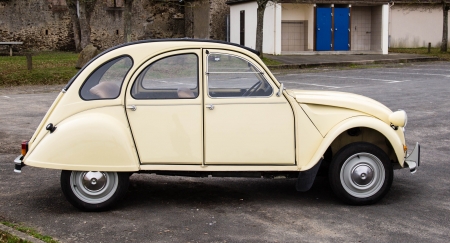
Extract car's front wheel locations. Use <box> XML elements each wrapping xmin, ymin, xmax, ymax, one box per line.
<box><xmin>61</xmin><ymin>170</ymin><xmax>129</xmax><ymax>211</ymax></box>
<box><xmin>329</xmin><ymin>142</ymin><xmax>393</xmax><ymax>205</ymax></box>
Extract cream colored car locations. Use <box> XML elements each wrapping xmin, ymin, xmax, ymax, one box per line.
<box><xmin>14</xmin><ymin>40</ymin><xmax>420</xmax><ymax>211</ymax></box>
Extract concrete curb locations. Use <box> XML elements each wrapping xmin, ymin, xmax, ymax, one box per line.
<box><xmin>0</xmin><ymin>223</ymin><xmax>46</xmax><ymax>243</ymax></box>
<box><xmin>267</xmin><ymin>57</ymin><xmax>440</xmax><ymax>69</ymax></box>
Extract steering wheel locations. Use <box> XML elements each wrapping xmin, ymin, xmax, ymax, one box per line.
<box><xmin>242</xmin><ymin>81</ymin><xmax>262</xmax><ymax>96</ymax></box>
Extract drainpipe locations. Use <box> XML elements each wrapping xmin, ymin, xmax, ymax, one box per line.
<box><xmin>227</xmin><ymin>14</ymin><xmax>230</xmax><ymax>42</ymax></box>
<box><xmin>388</xmin><ymin>1</ymin><xmax>394</xmax><ymax>48</ymax></box>
<box><xmin>274</xmin><ymin>3</ymin><xmax>277</xmax><ymax>55</ymax></box>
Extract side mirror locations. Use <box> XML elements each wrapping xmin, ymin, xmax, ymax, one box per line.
<box><xmin>276</xmin><ymin>83</ymin><xmax>284</xmax><ymax>97</ymax></box>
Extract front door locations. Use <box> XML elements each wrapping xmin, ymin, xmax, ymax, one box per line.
<box><xmin>203</xmin><ymin>50</ymin><xmax>295</xmax><ymax>165</ymax></box>
<box><xmin>126</xmin><ymin>50</ymin><xmax>203</xmax><ymax>164</ymax></box>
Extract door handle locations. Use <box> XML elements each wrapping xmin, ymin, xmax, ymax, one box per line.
<box><xmin>126</xmin><ymin>105</ymin><xmax>136</xmax><ymax>111</ymax></box>
<box><xmin>206</xmin><ymin>104</ymin><xmax>214</xmax><ymax>110</ymax></box>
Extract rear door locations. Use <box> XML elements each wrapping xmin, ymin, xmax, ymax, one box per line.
<box><xmin>125</xmin><ymin>49</ymin><xmax>203</xmax><ymax>164</ymax></box>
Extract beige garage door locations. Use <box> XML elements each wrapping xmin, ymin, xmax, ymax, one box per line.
<box><xmin>282</xmin><ymin>21</ymin><xmax>308</xmax><ymax>52</ymax></box>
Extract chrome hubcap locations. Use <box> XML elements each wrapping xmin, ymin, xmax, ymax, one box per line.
<box><xmin>351</xmin><ymin>164</ymin><xmax>374</xmax><ymax>186</ymax></box>
<box><xmin>340</xmin><ymin>153</ymin><xmax>385</xmax><ymax>198</ymax></box>
<box><xmin>70</xmin><ymin>171</ymin><xmax>118</xmax><ymax>204</ymax></box>
<box><xmin>82</xmin><ymin>171</ymin><xmax>107</xmax><ymax>192</ymax></box>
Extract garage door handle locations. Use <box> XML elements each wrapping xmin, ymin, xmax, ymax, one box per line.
<box><xmin>126</xmin><ymin>105</ymin><xmax>137</xmax><ymax>111</ymax></box>
<box><xmin>206</xmin><ymin>104</ymin><xmax>214</xmax><ymax>110</ymax></box>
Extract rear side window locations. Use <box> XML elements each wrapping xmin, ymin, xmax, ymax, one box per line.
<box><xmin>131</xmin><ymin>54</ymin><xmax>198</xmax><ymax>99</ymax></box>
<box><xmin>80</xmin><ymin>56</ymin><xmax>133</xmax><ymax>100</ymax></box>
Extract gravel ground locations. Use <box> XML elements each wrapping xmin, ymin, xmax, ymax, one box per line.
<box><xmin>0</xmin><ymin>62</ymin><xmax>449</xmax><ymax>242</ymax></box>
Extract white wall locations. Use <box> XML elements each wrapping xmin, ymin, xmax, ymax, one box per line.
<box><xmin>390</xmin><ymin>4</ymin><xmax>442</xmax><ymax>48</ymax></box>
<box><xmin>281</xmin><ymin>4</ymin><xmax>314</xmax><ymax>50</ymax></box>
<box><xmin>382</xmin><ymin>4</ymin><xmax>389</xmax><ymax>54</ymax></box>
<box><xmin>264</xmin><ymin>2</ymin><xmax>282</xmax><ymax>54</ymax></box>
<box><xmin>230</xmin><ymin>2</ymin><xmax>257</xmax><ymax>48</ymax></box>
<box><xmin>230</xmin><ymin>1</ymin><xmax>281</xmax><ymax>54</ymax></box>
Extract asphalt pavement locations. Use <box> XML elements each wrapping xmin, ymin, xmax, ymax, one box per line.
<box><xmin>266</xmin><ymin>53</ymin><xmax>438</xmax><ymax>68</ymax></box>
<box><xmin>1</xmin><ymin>59</ymin><xmax>449</xmax><ymax>242</ymax></box>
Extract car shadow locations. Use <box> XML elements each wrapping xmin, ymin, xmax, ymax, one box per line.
<box><xmin>121</xmin><ymin>174</ymin><xmax>338</xmax><ymax>209</ymax></box>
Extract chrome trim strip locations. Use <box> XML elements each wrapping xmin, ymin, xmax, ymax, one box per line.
<box><xmin>404</xmin><ymin>142</ymin><xmax>420</xmax><ymax>174</ymax></box>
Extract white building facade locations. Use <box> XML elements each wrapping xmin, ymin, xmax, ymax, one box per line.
<box><xmin>228</xmin><ymin>1</ymin><xmax>390</xmax><ymax>54</ymax></box>
<box><xmin>389</xmin><ymin>4</ymin><xmax>444</xmax><ymax>48</ymax></box>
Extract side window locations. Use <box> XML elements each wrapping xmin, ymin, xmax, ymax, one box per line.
<box><xmin>80</xmin><ymin>56</ymin><xmax>132</xmax><ymax>100</ymax></box>
<box><xmin>207</xmin><ymin>53</ymin><xmax>273</xmax><ymax>98</ymax></box>
<box><xmin>132</xmin><ymin>54</ymin><xmax>198</xmax><ymax>99</ymax></box>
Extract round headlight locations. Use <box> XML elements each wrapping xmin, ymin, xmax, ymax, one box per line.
<box><xmin>389</xmin><ymin>110</ymin><xmax>407</xmax><ymax>127</ymax></box>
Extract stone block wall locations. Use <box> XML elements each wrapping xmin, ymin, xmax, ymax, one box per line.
<box><xmin>209</xmin><ymin>0</ymin><xmax>228</xmax><ymax>41</ymax></box>
<box><xmin>184</xmin><ymin>0</ymin><xmax>229</xmax><ymax>41</ymax></box>
<box><xmin>0</xmin><ymin>0</ymin><xmax>187</xmax><ymax>51</ymax></box>
<box><xmin>0</xmin><ymin>1</ymin><xmax>73</xmax><ymax>51</ymax></box>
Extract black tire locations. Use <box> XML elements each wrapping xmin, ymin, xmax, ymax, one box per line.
<box><xmin>61</xmin><ymin>170</ymin><xmax>130</xmax><ymax>211</ymax></box>
<box><xmin>329</xmin><ymin>142</ymin><xmax>393</xmax><ymax>205</ymax></box>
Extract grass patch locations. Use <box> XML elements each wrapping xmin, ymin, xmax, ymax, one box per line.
<box><xmin>0</xmin><ymin>229</ymin><xmax>28</xmax><ymax>243</ymax></box>
<box><xmin>0</xmin><ymin>52</ymin><xmax>78</xmax><ymax>87</ymax></box>
<box><xmin>1</xmin><ymin>222</ymin><xmax>58</xmax><ymax>243</ymax></box>
<box><xmin>389</xmin><ymin>47</ymin><xmax>450</xmax><ymax>61</ymax></box>
<box><xmin>261</xmin><ymin>56</ymin><xmax>282</xmax><ymax>66</ymax></box>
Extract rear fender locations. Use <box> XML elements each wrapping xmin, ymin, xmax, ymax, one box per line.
<box><xmin>24</xmin><ymin>107</ymin><xmax>139</xmax><ymax>172</ymax></box>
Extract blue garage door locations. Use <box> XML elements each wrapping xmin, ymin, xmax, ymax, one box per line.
<box><xmin>316</xmin><ymin>7</ymin><xmax>332</xmax><ymax>51</ymax></box>
<box><xmin>334</xmin><ymin>8</ymin><xmax>350</xmax><ymax>51</ymax></box>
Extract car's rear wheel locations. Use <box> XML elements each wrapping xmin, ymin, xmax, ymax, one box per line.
<box><xmin>329</xmin><ymin>142</ymin><xmax>393</xmax><ymax>205</ymax></box>
<box><xmin>61</xmin><ymin>170</ymin><xmax>129</xmax><ymax>211</ymax></box>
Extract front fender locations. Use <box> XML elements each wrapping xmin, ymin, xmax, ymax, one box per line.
<box><xmin>300</xmin><ymin>116</ymin><xmax>405</xmax><ymax>171</ymax></box>
<box><xmin>24</xmin><ymin>106</ymin><xmax>139</xmax><ymax>172</ymax></box>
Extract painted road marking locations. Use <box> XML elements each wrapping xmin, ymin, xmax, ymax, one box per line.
<box><xmin>283</xmin><ymin>81</ymin><xmax>346</xmax><ymax>89</ymax></box>
<box><xmin>298</xmin><ymin>74</ymin><xmax>408</xmax><ymax>83</ymax></box>
<box><xmin>406</xmin><ymin>68</ymin><xmax>450</xmax><ymax>72</ymax></box>
<box><xmin>366</xmin><ymin>70</ymin><xmax>450</xmax><ymax>77</ymax></box>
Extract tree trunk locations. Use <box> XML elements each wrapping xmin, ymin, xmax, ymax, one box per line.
<box><xmin>441</xmin><ymin>1</ymin><xmax>449</xmax><ymax>52</ymax></box>
<box><xmin>255</xmin><ymin>0</ymin><xmax>268</xmax><ymax>58</ymax></box>
<box><xmin>68</xmin><ymin>0</ymin><xmax>82</xmax><ymax>52</ymax></box>
<box><xmin>79</xmin><ymin>1</ymin><xmax>92</xmax><ymax>49</ymax></box>
<box><xmin>124</xmin><ymin>0</ymin><xmax>133</xmax><ymax>43</ymax></box>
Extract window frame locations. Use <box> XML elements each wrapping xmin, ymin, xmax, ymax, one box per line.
<box><xmin>206</xmin><ymin>53</ymin><xmax>274</xmax><ymax>99</ymax></box>
<box><xmin>79</xmin><ymin>55</ymin><xmax>134</xmax><ymax>101</ymax></box>
<box><xmin>131</xmin><ymin>53</ymin><xmax>199</xmax><ymax>100</ymax></box>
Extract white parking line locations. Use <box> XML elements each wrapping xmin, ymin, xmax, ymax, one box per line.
<box><xmin>407</xmin><ymin>68</ymin><xmax>450</xmax><ymax>72</ymax></box>
<box><xmin>283</xmin><ymin>81</ymin><xmax>345</xmax><ymax>89</ymax></box>
<box><xmin>299</xmin><ymin>74</ymin><xmax>408</xmax><ymax>83</ymax></box>
<box><xmin>2</xmin><ymin>96</ymin><xmax>10</xmax><ymax>99</ymax></box>
<box><xmin>367</xmin><ymin>70</ymin><xmax>450</xmax><ymax>77</ymax></box>
<box><xmin>412</xmin><ymin>64</ymin><xmax>450</xmax><ymax>67</ymax></box>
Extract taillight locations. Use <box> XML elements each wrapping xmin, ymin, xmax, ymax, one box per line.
<box><xmin>21</xmin><ymin>141</ymin><xmax>28</xmax><ymax>156</ymax></box>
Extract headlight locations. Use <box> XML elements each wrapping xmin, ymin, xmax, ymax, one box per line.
<box><xmin>389</xmin><ymin>110</ymin><xmax>407</xmax><ymax>127</ymax></box>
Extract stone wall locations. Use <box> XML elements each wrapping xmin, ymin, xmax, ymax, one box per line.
<box><xmin>0</xmin><ymin>1</ymin><xmax>73</xmax><ymax>51</ymax></box>
<box><xmin>0</xmin><ymin>0</ymin><xmax>186</xmax><ymax>51</ymax></box>
<box><xmin>90</xmin><ymin>0</ymin><xmax>186</xmax><ymax>50</ymax></box>
<box><xmin>185</xmin><ymin>0</ymin><xmax>229</xmax><ymax>41</ymax></box>
<box><xmin>209</xmin><ymin>0</ymin><xmax>228</xmax><ymax>41</ymax></box>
